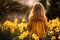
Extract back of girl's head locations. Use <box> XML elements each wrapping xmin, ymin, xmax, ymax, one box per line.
<box><xmin>28</xmin><ymin>2</ymin><xmax>46</xmax><ymax>21</ymax></box>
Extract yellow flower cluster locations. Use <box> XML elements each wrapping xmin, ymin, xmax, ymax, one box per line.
<box><xmin>3</xmin><ymin>18</ymin><xmax>18</xmax><ymax>33</ymax></box>
<box><xmin>3</xmin><ymin>18</ymin><xmax>27</xmax><ymax>34</ymax></box>
<box><xmin>18</xmin><ymin>23</ymin><xmax>27</xmax><ymax>32</ymax></box>
<box><xmin>18</xmin><ymin>31</ymin><xmax>29</xmax><ymax>39</ymax></box>
<box><xmin>47</xmin><ymin>17</ymin><xmax>60</xmax><ymax>32</ymax></box>
<box><xmin>0</xmin><ymin>17</ymin><xmax>60</xmax><ymax>40</ymax></box>
<box><xmin>32</xmin><ymin>33</ymin><xmax>39</xmax><ymax>40</ymax></box>
<box><xmin>47</xmin><ymin>17</ymin><xmax>60</xmax><ymax>40</ymax></box>
<box><xmin>18</xmin><ymin>18</ymin><xmax>27</xmax><ymax>32</ymax></box>
<box><xmin>3</xmin><ymin>18</ymin><xmax>18</xmax><ymax>29</ymax></box>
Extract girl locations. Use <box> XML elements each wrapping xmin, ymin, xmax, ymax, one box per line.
<box><xmin>27</xmin><ymin>2</ymin><xmax>48</xmax><ymax>40</ymax></box>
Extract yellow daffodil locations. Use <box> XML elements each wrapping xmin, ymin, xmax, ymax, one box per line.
<box><xmin>22</xmin><ymin>18</ymin><xmax>26</xmax><ymax>22</ymax></box>
<box><xmin>18</xmin><ymin>23</ymin><xmax>27</xmax><ymax>28</ymax></box>
<box><xmin>18</xmin><ymin>31</ymin><xmax>29</xmax><ymax>39</ymax></box>
<box><xmin>52</xmin><ymin>17</ymin><xmax>59</xmax><ymax>23</ymax></box>
<box><xmin>14</xmin><ymin>18</ymin><xmax>18</xmax><ymax>25</ymax></box>
<box><xmin>49</xmin><ymin>20</ymin><xmax>52</xmax><ymax>23</ymax></box>
<box><xmin>11</xmin><ymin>28</ymin><xmax>15</xmax><ymax>34</ymax></box>
<box><xmin>48</xmin><ymin>31</ymin><xmax>54</xmax><ymax>35</ymax></box>
<box><xmin>58</xmin><ymin>35</ymin><xmax>60</xmax><ymax>40</ymax></box>
<box><xmin>23</xmin><ymin>23</ymin><xmax>27</xmax><ymax>28</ymax></box>
<box><xmin>19</xmin><ymin>26</ymin><xmax>24</xmax><ymax>32</ymax></box>
<box><xmin>18</xmin><ymin>23</ymin><xmax>24</xmax><ymax>32</ymax></box>
<box><xmin>3</xmin><ymin>20</ymin><xmax>17</xmax><ymax>29</ymax></box>
<box><xmin>18</xmin><ymin>22</ymin><xmax>27</xmax><ymax>32</ymax></box>
<box><xmin>51</xmin><ymin>36</ymin><xmax>56</xmax><ymax>40</ymax></box>
<box><xmin>55</xmin><ymin>27</ymin><xmax>60</xmax><ymax>32</ymax></box>
<box><xmin>32</xmin><ymin>33</ymin><xmax>39</xmax><ymax>40</ymax></box>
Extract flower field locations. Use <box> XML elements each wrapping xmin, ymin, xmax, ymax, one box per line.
<box><xmin>0</xmin><ymin>17</ymin><xmax>60</xmax><ymax>40</ymax></box>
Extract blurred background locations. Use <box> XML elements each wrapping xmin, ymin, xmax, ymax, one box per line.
<box><xmin>0</xmin><ymin>0</ymin><xmax>60</xmax><ymax>40</ymax></box>
<box><xmin>0</xmin><ymin>0</ymin><xmax>60</xmax><ymax>23</ymax></box>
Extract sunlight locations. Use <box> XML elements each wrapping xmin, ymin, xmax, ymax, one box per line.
<box><xmin>25</xmin><ymin>0</ymin><xmax>39</xmax><ymax>7</ymax></box>
<box><xmin>13</xmin><ymin>0</ymin><xmax>39</xmax><ymax>7</ymax></box>
<box><xmin>27</xmin><ymin>0</ymin><xmax>34</xmax><ymax>7</ymax></box>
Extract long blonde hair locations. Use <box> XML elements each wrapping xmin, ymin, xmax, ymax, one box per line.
<box><xmin>27</xmin><ymin>2</ymin><xmax>48</xmax><ymax>38</ymax></box>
